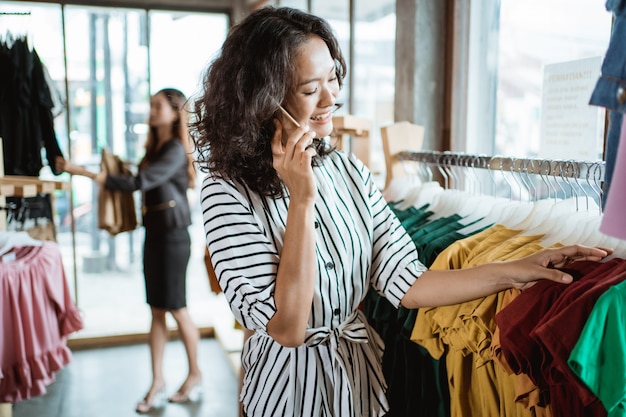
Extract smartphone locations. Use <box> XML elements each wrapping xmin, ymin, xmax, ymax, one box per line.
<box><xmin>276</xmin><ymin>105</ymin><xmax>317</xmax><ymax>150</ymax></box>
<box><xmin>278</xmin><ymin>105</ymin><xmax>301</xmax><ymax>127</ymax></box>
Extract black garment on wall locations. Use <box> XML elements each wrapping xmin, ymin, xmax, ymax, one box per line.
<box><xmin>0</xmin><ymin>35</ymin><xmax>64</xmax><ymax>176</ymax></box>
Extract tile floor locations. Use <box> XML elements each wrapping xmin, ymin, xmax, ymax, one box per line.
<box><xmin>11</xmin><ymin>337</ymin><xmax>239</xmax><ymax>417</ymax></box>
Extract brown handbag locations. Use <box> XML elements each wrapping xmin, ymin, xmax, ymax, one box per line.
<box><xmin>98</xmin><ymin>149</ymin><xmax>138</xmax><ymax>235</ymax></box>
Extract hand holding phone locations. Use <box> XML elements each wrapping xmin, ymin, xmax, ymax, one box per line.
<box><xmin>276</xmin><ymin>105</ymin><xmax>317</xmax><ymax>150</ymax></box>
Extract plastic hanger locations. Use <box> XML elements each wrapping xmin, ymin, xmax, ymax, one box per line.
<box><xmin>458</xmin><ymin>156</ymin><xmax>526</xmax><ymax>234</ymax></box>
<box><xmin>393</xmin><ymin>155</ymin><xmax>444</xmax><ymax>211</ymax></box>
<box><xmin>0</xmin><ymin>230</ymin><xmax>43</xmax><ymax>257</ymax></box>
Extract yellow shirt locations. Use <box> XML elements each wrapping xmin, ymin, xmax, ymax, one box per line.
<box><xmin>411</xmin><ymin>225</ymin><xmax>549</xmax><ymax>417</ymax></box>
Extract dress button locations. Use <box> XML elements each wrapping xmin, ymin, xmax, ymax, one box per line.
<box><xmin>315</xmin><ymin>221</ymin><xmax>320</xmax><ymax>229</ymax></box>
<box><xmin>325</xmin><ymin>261</ymin><xmax>335</xmax><ymax>270</ymax></box>
<box><xmin>333</xmin><ymin>308</ymin><xmax>340</xmax><ymax>316</ymax></box>
<box><xmin>617</xmin><ymin>86</ymin><xmax>626</xmax><ymax>105</ymax></box>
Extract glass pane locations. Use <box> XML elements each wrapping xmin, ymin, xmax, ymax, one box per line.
<box><xmin>148</xmin><ymin>10</ymin><xmax>229</xmax><ymax>334</ymax></box>
<box><xmin>57</xmin><ymin>7</ymin><xmax>229</xmax><ymax>337</ymax></box>
<box><xmin>352</xmin><ymin>0</ymin><xmax>396</xmax><ymax>183</ymax></box>
<box><xmin>465</xmin><ymin>0</ymin><xmax>612</xmax><ymax>159</ymax></box>
<box><xmin>312</xmin><ymin>0</ymin><xmax>396</xmax><ymax>186</ymax></box>
<box><xmin>278</xmin><ymin>0</ymin><xmax>308</xmax><ymax>10</ymax></box>
<box><xmin>148</xmin><ymin>11</ymin><xmax>228</xmax><ymax>100</ymax></box>
<box><xmin>62</xmin><ymin>6</ymin><xmax>150</xmax><ymax>336</ymax></box>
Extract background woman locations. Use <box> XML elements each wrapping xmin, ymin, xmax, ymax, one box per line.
<box><xmin>57</xmin><ymin>87</ymin><xmax>202</xmax><ymax>414</ymax></box>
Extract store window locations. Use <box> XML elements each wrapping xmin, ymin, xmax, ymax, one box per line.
<box><xmin>148</xmin><ymin>10</ymin><xmax>228</xmax><ymax>100</ymax></box>
<box><xmin>0</xmin><ymin>1</ymin><xmax>228</xmax><ymax>338</ymax></box>
<box><xmin>351</xmin><ymin>1</ymin><xmax>396</xmax><ymax>179</ymax></box>
<box><xmin>278</xmin><ymin>0</ymin><xmax>309</xmax><ymax>10</ymax></box>
<box><xmin>459</xmin><ymin>0</ymin><xmax>613</xmax><ymax>159</ymax></box>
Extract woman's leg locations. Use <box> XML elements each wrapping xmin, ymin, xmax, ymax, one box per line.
<box><xmin>136</xmin><ymin>307</ymin><xmax>168</xmax><ymax>413</ymax></box>
<box><xmin>168</xmin><ymin>307</ymin><xmax>202</xmax><ymax>402</ymax></box>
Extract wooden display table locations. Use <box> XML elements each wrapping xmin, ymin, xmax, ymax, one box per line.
<box><xmin>332</xmin><ymin>115</ymin><xmax>372</xmax><ymax>168</ymax></box>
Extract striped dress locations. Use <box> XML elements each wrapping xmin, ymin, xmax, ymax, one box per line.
<box><xmin>201</xmin><ymin>150</ymin><xmax>427</xmax><ymax>416</ymax></box>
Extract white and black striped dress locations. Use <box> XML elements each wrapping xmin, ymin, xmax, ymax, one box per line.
<box><xmin>201</xmin><ymin>150</ymin><xmax>427</xmax><ymax>417</ymax></box>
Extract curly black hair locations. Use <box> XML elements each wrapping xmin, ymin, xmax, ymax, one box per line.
<box><xmin>191</xmin><ymin>6</ymin><xmax>346</xmax><ymax>198</ymax></box>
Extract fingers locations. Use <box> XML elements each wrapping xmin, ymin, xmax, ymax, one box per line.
<box><xmin>547</xmin><ymin>245</ymin><xmax>611</xmax><ymax>268</ymax></box>
<box><xmin>535</xmin><ymin>244</ymin><xmax>612</xmax><ymax>285</ymax></box>
<box><xmin>55</xmin><ymin>156</ymin><xmax>66</xmax><ymax>172</ymax></box>
<box><xmin>511</xmin><ymin>244</ymin><xmax>613</xmax><ymax>290</ymax></box>
<box><xmin>272</xmin><ymin>119</ymin><xmax>316</xmax><ymax>162</ymax></box>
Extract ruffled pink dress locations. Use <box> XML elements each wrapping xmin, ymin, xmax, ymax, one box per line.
<box><xmin>0</xmin><ymin>241</ymin><xmax>84</xmax><ymax>402</ymax></box>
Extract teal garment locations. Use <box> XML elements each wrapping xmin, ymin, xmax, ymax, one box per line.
<box><xmin>363</xmin><ymin>292</ymin><xmax>450</xmax><ymax>417</ymax></box>
<box><xmin>363</xmin><ymin>203</ymin><xmax>489</xmax><ymax>417</ymax></box>
<box><xmin>402</xmin><ymin>209</ymin><xmax>436</xmax><ymax>235</ymax></box>
<box><xmin>364</xmin><ymin>203</ymin><xmax>446</xmax><ymax>417</ymax></box>
<box><xmin>411</xmin><ymin>215</ymin><xmax>491</xmax><ymax>266</ymax></box>
<box><xmin>568</xmin><ymin>279</ymin><xmax>626</xmax><ymax>417</ymax></box>
<box><xmin>389</xmin><ymin>202</ymin><xmax>431</xmax><ymax>223</ymax></box>
<box><xmin>409</xmin><ymin>215</ymin><xmax>463</xmax><ymax>242</ymax></box>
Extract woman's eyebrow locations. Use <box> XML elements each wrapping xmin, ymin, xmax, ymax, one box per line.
<box><xmin>297</xmin><ymin>66</ymin><xmax>336</xmax><ymax>87</ymax></box>
<box><xmin>297</xmin><ymin>76</ymin><xmax>321</xmax><ymax>87</ymax></box>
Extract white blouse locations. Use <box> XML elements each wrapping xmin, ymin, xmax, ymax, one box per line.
<box><xmin>201</xmin><ymin>150</ymin><xmax>427</xmax><ymax>416</ymax></box>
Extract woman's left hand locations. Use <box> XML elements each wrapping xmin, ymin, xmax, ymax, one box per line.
<box><xmin>505</xmin><ymin>244</ymin><xmax>612</xmax><ymax>290</ymax></box>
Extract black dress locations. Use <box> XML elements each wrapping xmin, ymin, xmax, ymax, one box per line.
<box><xmin>105</xmin><ymin>139</ymin><xmax>192</xmax><ymax>310</ymax></box>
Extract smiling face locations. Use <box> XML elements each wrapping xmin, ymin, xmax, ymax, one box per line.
<box><xmin>282</xmin><ymin>35</ymin><xmax>339</xmax><ymax>139</ymax></box>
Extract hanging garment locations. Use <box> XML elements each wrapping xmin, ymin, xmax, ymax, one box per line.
<box><xmin>588</xmin><ymin>0</ymin><xmax>626</xmax><ymax>202</ymax></box>
<box><xmin>98</xmin><ymin>149</ymin><xmax>138</xmax><ymax>235</ymax></box>
<box><xmin>489</xmin><ymin>288</ymin><xmax>554</xmax><ymax>417</ymax></box>
<box><xmin>532</xmin><ymin>259</ymin><xmax>626</xmax><ymax>417</ymax></box>
<box><xmin>363</xmin><ymin>202</ymin><xmax>451</xmax><ymax>417</ymax></box>
<box><xmin>411</xmin><ymin>225</ymin><xmax>551</xmax><ymax>417</ymax></box>
<box><xmin>568</xmin><ymin>279</ymin><xmax>626</xmax><ymax>417</ymax></box>
<box><xmin>600</xmin><ymin>118</ymin><xmax>626</xmax><ymax>239</ymax></box>
<box><xmin>6</xmin><ymin>194</ymin><xmax>57</xmax><ymax>242</ymax></box>
<box><xmin>376</xmin><ymin>150</ymin><xmax>624</xmax><ymax>417</ymax></box>
<box><xmin>0</xmin><ymin>241</ymin><xmax>83</xmax><ymax>402</ymax></box>
<box><xmin>0</xmin><ymin>36</ymin><xmax>64</xmax><ymax>177</ymax></box>
<box><xmin>497</xmin><ymin>258</ymin><xmax>626</xmax><ymax>417</ymax></box>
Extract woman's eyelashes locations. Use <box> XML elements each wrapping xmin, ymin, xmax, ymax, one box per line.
<box><xmin>302</xmin><ymin>77</ymin><xmax>339</xmax><ymax>96</ymax></box>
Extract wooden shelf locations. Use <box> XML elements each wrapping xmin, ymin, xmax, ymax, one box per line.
<box><xmin>0</xmin><ymin>175</ymin><xmax>69</xmax><ymax>197</ymax></box>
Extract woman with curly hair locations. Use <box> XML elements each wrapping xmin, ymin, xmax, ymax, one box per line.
<box><xmin>193</xmin><ymin>7</ymin><xmax>609</xmax><ymax>417</ymax></box>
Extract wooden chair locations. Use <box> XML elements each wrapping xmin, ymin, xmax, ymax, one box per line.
<box><xmin>380</xmin><ymin>121</ymin><xmax>424</xmax><ymax>190</ymax></box>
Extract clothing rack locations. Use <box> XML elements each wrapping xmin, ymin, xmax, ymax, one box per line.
<box><xmin>374</xmin><ymin>150</ymin><xmax>622</xmax><ymax>417</ymax></box>
<box><xmin>397</xmin><ymin>150</ymin><xmax>605</xmax><ymax>181</ymax></box>
<box><xmin>395</xmin><ymin>150</ymin><xmax>606</xmax><ymax>207</ymax></box>
<box><xmin>0</xmin><ymin>139</ymin><xmax>67</xmax><ymax>417</ymax></box>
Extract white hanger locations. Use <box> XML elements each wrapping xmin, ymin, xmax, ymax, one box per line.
<box><xmin>540</xmin><ymin>161</ymin><xmax>606</xmax><ymax>246</ymax></box>
<box><xmin>392</xmin><ymin>156</ymin><xmax>444</xmax><ymax>211</ymax></box>
<box><xmin>0</xmin><ymin>231</ymin><xmax>43</xmax><ymax>257</ymax></box>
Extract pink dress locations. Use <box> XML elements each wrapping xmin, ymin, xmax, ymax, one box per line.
<box><xmin>601</xmin><ymin>119</ymin><xmax>626</xmax><ymax>240</ymax></box>
<box><xmin>0</xmin><ymin>241</ymin><xmax>84</xmax><ymax>402</ymax></box>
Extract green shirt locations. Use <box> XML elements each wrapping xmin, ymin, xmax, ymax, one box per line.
<box><xmin>568</xmin><ymin>279</ymin><xmax>626</xmax><ymax>417</ymax></box>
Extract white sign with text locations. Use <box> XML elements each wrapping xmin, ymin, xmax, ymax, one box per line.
<box><xmin>540</xmin><ymin>57</ymin><xmax>604</xmax><ymax>160</ymax></box>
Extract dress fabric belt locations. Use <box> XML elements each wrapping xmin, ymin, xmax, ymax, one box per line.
<box><xmin>242</xmin><ymin>310</ymin><xmax>388</xmax><ymax>416</ymax></box>
<box><xmin>142</xmin><ymin>199</ymin><xmax>175</xmax><ymax>214</ymax></box>
<box><xmin>304</xmin><ymin>309</ymin><xmax>370</xmax><ymax>347</ymax></box>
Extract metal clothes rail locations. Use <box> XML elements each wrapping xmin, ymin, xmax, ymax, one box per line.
<box><xmin>396</xmin><ymin>150</ymin><xmax>605</xmax><ymax>181</ymax></box>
